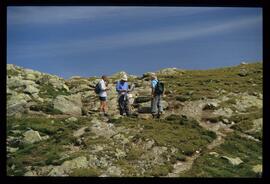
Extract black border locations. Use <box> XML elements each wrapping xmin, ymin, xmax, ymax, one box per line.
<box><xmin>1</xmin><ymin>0</ymin><xmax>267</xmax><ymax>184</ymax></box>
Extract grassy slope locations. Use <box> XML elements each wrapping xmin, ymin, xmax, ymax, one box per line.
<box><xmin>6</xmin><ymin>62</ymin><xmax>262</xmax><ymax>177</ymax></box>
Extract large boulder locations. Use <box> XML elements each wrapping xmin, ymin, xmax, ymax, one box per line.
<box><xmin>23</xmin><ymin>85</ymin><xmax>40</xmax><ymax>94</ymax></box>
<box><xmin>53</xmin><ymin>94</ymin><xmax>82</xmax><ymax>115</ymax></box>
<box><xmin>7</xmin><ymin>93</ymin><xmax>32</xmax><ymax>116</ymax></box>
<box><xmin>48</xmin><ymin>156</ymin><xmax>88</xmax><ymax>176</ymax></box>
<box><xmin>233</xmin><ymin>95</ymin><xmax>262</xmax><ymax>112</ymax></box>
<box><xmin>7</xmin><ymin>77</ymin><xmax>36</xmax><ymax>88</ymax></box>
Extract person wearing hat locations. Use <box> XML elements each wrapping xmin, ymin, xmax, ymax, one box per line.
<box><xmin>116</xmin><ymin>74</ymin><xmax>130</xmax><ymax>116</ymax></box>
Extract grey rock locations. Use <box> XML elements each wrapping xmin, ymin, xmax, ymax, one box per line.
<box><xmin>24</xmin><ymin>170</ymin><xmax>38</xmax><ymax>176</ymax></box>
<box><xmin>7</xmin><ymin>146</ymin><xmax>19</xmax><ymax>153</ymax></box>
<box><xmin>7</xmin><ymin>94</ymin><xmax>30</xmax><ymax>116</ymax></box>
<box><xmin>221</xmin><ymin>156</ymin><xmax>243</xmax><ymax>166</ymax></box>
<box><xmin>48</xmin><ymin>156</ymin><xmax>88</xmax><ymax>176</ymax></box>
<box><xmin>106</xmin><ymin>166</ymin><xmax>122</xmax><ymax>176</ymax></box>
<box><xmin>233</xmin><ymin>95</ymin><xmax>262</xmax><ymax>112</ymax></box>
<box><xmin>238</xmin><ymin>69</ymin><xmax>248</xmax><ymax>77</ymax></box>
<box><xmin>24</xmin><ymin>73</ymin><xmax>36</xmax><ymax>81</ymax></box>
<box><xmin>65</xmin><ymin>117</ymin><xmax>78</xmax><ymax>123</ymax></box>
<box><xmin>24</xmin><ymin>85</ymin><xmax>39</xmax><ymax>94</ymax></box>
<box><xmin>209</xmin><ymin>152</ymin><xmax>219</xmax><ymax>157</ymax></box>
<box><xmin>157</xmin><ymin>68</ymin><xmax>182</xmax><ymax>75</ymax></box>
<box><xmin>53</xmin><ymin>94</ymin><xmax>82</xmax><ymax>115</ymax></box>
<box><xmin>252</xmin><ymin>164</ymin><xmax>262</xmax><ymax>175</ymax></box>
<box><xmin>245</xmin><ymin>118</ymin><xmax>262</xmax><ymax>133</ymax></box>
<box><xmin>73</xmin><ymin>126</ymin><xmax>88</xmax><ymax>138</ymax></box>
<box><xmin>115</xmin><ymin>148</ymin><xmax>126</xmax><ymax>159</ymax></box>
<box><xmin>41</xmin><ymin>135</ymin><xmax>50</xmax><ymax>141</ymax></box>
<box><xmin>145</xmin><ymin>139</ymin><xmax>155</xmax><ymax>150</ymax></box>
<box><xmin>203</xmin><ymin>102</ymin><xmax>219</xmax><ymax>110</ymax></box>
<box><xmin>8</xmin><ymin>77</ymin><xmax>36</xmax><ymax>88</ymax></box>
<box><xmin>23</xmin><ymin>130</ymin><xmax>42</xmax><ymax>144</ymax></box>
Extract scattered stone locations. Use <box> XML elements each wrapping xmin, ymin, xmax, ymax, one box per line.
<box><xmin>24</xmin><ymin>170</ymin><xmax>38</xmax><ymax>176</ymax></box>
<box><xmin>245</xmin><ymin>118</ymin><xmax>262</xmax><ymax>133</ymax></box>
<box><xmin>65</xmin><ymin>117</ymin><xmax>78</xmax><ymax>123</ymax></box>
<box><xmin>23</xmin><ymin>129</ymin><xmax>42</xmax><ymax>144</ymax></box>
<box><xmin>106</xmin><ymin>166</ymin><xmax>122</xmax><ymax>176</ymax></box>
<box><xmin>73</xmin><ymin>126</ymin><xmax>88</xmax><ymax>137</ymax></box>
<box><xmin>222</xmin><ymin>119</ymin><xmax>230</xmax><ymax>124</ymax></box>
<box><xmin>145</xmin><ymin>139</ymin><xmax>155</xmax><ymax>150</ymax></box>
<box><xmin>221</xmin><ymin>156</ymin><xmax>243</xmax><ymax>166</ymax></box>
<box><xmin>238</xmin><ymin>69</ymin><xmax>248</xmax><ymax>77</ymax></box>
<box><xmin>115</xmin><ymin>148</ymin><xmax>126</xmax><ymax>159</ymax></box>
<box><xmin>48</xmin><ymin>156</ymin><xmax>88</xmax><ymax>176</ymax></box>
<box><xmin>23</xmin><ymin>85</ymin><xmax>39</xmax><ymax>94</ymax></box>
<box><xmin>252</xmin><ymin>164</ymin><xmax>262</xmax><ymax>175</ymax></box>
<box><xmin>41</xmin><ymin>135</ymin><xmax>50</xmax><ymax>141</ymax></box>
<box><xmin>209</xmin><ymin>152</ymin><xmax>219</xmax><ymax>157</ymax></box>
<box><xmin>203</xmin><ymin>102</ymin><xmax>219</xmax><ymax>110</ymax></box>
<box><xmin>7</xmin><ymin>146</ymin><xmax>19</xmax><ymax>153</ymax></box>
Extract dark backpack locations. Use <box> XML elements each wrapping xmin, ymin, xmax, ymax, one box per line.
<box><xmin>155</xmin><ymin>81</ymin><xmax>164</xmax><ymax>95</ymax></box>
<box><xmin>94</xmin><ymin>82</ymin><xmax>101</xmax><ymax>94</ymax></box>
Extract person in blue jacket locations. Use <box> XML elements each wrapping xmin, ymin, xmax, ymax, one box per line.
<box><xmin>116</xmin><ymin>74</ymin><xmax>130</xmax><ymax>116</ymax></box>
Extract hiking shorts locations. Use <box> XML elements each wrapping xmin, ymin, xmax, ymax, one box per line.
<box><xmin>99</xmin><ymin>96</ymin><xmax>107</xmax><ymax>101</ymax></box>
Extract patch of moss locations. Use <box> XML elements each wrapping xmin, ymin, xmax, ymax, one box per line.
<box><xmin>126</xmin><ymin>147</ymin><xmax>145</xmax><ymax>161</ymax></box>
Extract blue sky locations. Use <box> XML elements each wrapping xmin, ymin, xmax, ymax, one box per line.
<box><xmin>7</xmin><ymin>7</ymin><xmax>262</xmax><ymax>79</ymax></box>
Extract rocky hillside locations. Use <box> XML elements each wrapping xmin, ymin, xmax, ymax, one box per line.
<box><xmin>6</xmin><ymin>62</ymin><xmax>262</xmax><ymax>177</ymax></box>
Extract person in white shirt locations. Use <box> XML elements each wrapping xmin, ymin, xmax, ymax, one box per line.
<box><xmin>99</xmin><ymin>75</ymin><xmax>109</xmax><ymax>116</ymax></box>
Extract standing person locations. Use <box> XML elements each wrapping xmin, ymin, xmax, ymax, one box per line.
<box><xmin>116</xmin><ymin>74</ymin><xmax>130</xmax><ymax>116</ymax></box>
<box><xmin>151</xmin><ymin>73</ymin><xmax>164</xmax><ymax>118</ymax></box>
<box><xmin>97</xmin><ymin>75</ymin><xmax>109</xmax><ymax>116</ymax></box>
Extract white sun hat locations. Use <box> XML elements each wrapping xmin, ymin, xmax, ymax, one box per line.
<box><xmin>121</xmin><ymin>74</ymin><xmax>128</xmax><ymax>81</ymax></box>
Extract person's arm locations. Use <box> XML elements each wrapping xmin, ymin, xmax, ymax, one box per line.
<box><xmin>116</xmin><ymin>81</ymin><xmax>120</xmax><ymax>92</ymax></box>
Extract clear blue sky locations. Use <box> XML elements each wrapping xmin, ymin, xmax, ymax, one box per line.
<box><xmin>7</xmin><ymin>6</ymin><xmax>262</xmax><ymax>79</ymax></box>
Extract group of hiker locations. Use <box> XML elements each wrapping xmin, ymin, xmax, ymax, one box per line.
<box><xmin>94</xmin><ymin>73</ymin><xmax>164</xmax><ymax>118</ymax></box>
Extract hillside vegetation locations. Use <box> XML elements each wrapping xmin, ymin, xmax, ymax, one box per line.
<box><xmin>6</xmin><ymin>62</ymin><xmax>262</xmax><ymax>177</ymax></box>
